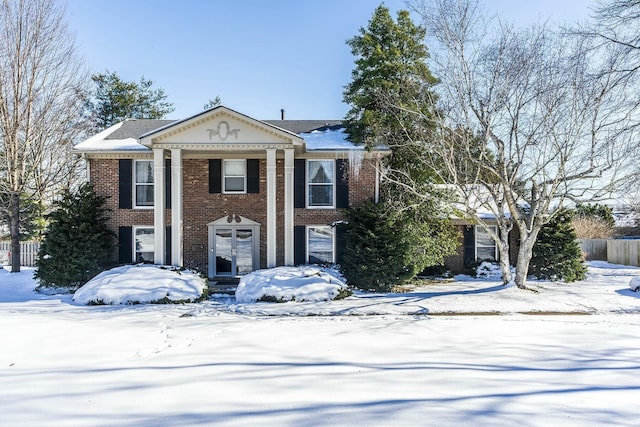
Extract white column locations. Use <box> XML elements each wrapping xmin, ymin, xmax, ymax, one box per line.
<box><xmin>153</xmin><ymin>149</ymin><xmax>165</xmax><ymax>265</ymax></box>
<box><xmin>284</xmin><ymin>149</ymin><xmax>295</xmax><ymax>265</ymax></box>
<box><xmin>171</xmin><ymin>148</ymin><xmax>183</xmax><ymax>266</ymax></box>
<box><xmin>266</xmin><ymin>149</ymin><xmax>277</xmax><ymax>268</ymax></box>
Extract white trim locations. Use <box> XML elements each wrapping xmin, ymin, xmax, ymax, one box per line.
<box><xmin>207</xmin><ymin>217</ymin><xmax>261</xmax><ymax>277</ymax></box>
<box><xmin>306</xmin><ymin>225</ymin><xmax>335</xmax><ymax>264</ymax></box>
<box><xmin>306</xmin><ymin>159</ymin><xmax>336</xmax><ymax>209</ymax></box>
<box><xmin>133</xmin><ymin>226</ymin><xmax>155</xmax><ymax>263</ymax></box>
<box><xmin>284</xmin><ymin>149</ymin><xmax>295</xmax><ymax>265</ymax></box>
<box><xmin>134</xmin><ymin>159</ymin><xmax>155</xmax><ymax>209</ymax></box>
<box><xmin>152</xmin><ymin>150</ymin><xmax>165</xmax><ymax>265</ymax></box>
<box><xmin>222</xmin><ymin>159</ymin><xmax>247</xmax><ymax>194</ymax></box>
<box><xmin>266</xmin><ymin>149</ymin><xmax>277</xmax><ymax>268</ymax></box>
<box><xmin>475</xmin><ymin>225</ymin><xmax>498</xmax><ymax>261</ymax></box>
<box><xmin>171</xmin><ymin>148</ymin><xmax>183</xmax><ymax>266</ymax></box>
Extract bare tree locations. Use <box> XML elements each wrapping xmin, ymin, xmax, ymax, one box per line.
<box><xmin>0</xmin><ymin>0</ymin><xmax>88</xmax><ymax>272</ymax></box>
<box><xmin>407</xmin><ymin>0</ymin><xmax>640</xmax><ymax>289</ymax></box>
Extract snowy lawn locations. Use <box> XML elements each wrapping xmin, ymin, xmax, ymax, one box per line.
<box><xmin>1</xmin><ymin>262</ymin><xmax>640</xmax><ymax>426</ymax></box>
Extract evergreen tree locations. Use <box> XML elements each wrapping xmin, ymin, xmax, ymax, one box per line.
<box><xmin>339</xmin><ymin>201</ymin><xmax>458</xmax><ymax>292</ymax></box>
<box><xmin>35</xmin><ymin>183</ymin><xmax>116</xmax><ymax>290</ymax></box>
<box><xmin>86</xmin><ymin>70</ymin><xmax>174</xmax><ymax>130</ymax></box>
<box><xmin>340</xmin><ymin>4</ymin><xmax>458</xmax><ymax>289</ymax></box>
<box><xmin>529</xmin><ymin>210</ymin><xmax>587</xmax><ymax>282</ymax></box>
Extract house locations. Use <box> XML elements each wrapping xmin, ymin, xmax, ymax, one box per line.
<box><xmin>75</xmin><ymin>105</ymin><xmax>515</xmax><ymax>278</ymax></box>
<box><xmin>74</xmin><ymin>106</ymin><xmax>385</xmax><ymax>278</ymax></box>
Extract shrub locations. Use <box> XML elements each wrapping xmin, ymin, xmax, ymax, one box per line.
<box><xmin>529</xmin><ymin>210</ymin><xmax>587</xmax><ymax>282</ymax></box>
<box><xmin>35</xmin><ymin>184</ymin><xmax>116</xmax><ymax>290</ymax></box>
<box><xmin>339</xmin><ymin>201</ymin><xmax>458</xmax><ymax>292</ymax></box>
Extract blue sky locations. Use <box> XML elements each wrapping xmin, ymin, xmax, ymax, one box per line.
<box><xmin>65</xmin><ymin>0</ymin><xmax>596</xmax><ymax>121</ymax></box>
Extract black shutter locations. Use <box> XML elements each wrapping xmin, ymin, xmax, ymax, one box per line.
<box><xmin>118</xmin><ymin>226</ymin><xmax>132</xmax><ymax>264</ymax></box>
<box><xmin>165</xmin><ymin>226</ymin><xmax>172</xmax><ymax>264</ymax></box>
<box><xmin>463</xmin><ymin>225</ymin><xmax>476</xmax><ymax>267</ymax></box>
<box><xmin>334</xmin><ymin>224</ymin><xmax>346</xmax><ymax>264</ymax></box>
<box><xmin>336</xmin><ymin>159</ymin><xmax>349</xmax><ymax>208</ymax></box>
<box><xmin>209</xmin><ymin>159</ymin><xmax>221</xmax><ymax>194</ymax></box>
<box><xmin>165</xmin><ymin>158</ymin><xmax>171</xmax><ymax>209</ymax></box>
<box><xmin>119</xmin><ymin>159</ymin><xmax>132</xmax><ymax>209</ymax></box>
<box><xmin>247</xmin><ymin>159</ymin><xmax>260</xmax><ymax>193</ymax></box>
<box><xmin>294</xmin><ymin>225</ymin><xmax>306</xmax><ymax>265</ymax></box>
<box><xmin>294</xmin><ymin>159</ymin><xmax>305</xmax><ymax>208</ymax></box>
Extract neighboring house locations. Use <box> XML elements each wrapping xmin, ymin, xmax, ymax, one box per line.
<box><xmin>444</xmin><ymin>221</ymin><xmax>519</xmax><ymax>274</ymax></box>
<box><xmin>74</xmin><ymin>106</ymin><xmax>385</xmax><ymax>278</ymax></box>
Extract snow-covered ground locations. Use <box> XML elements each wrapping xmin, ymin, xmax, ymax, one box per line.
<box><xmin>1</xmin><ymin>262</ymin><xmax>639</xmax><ymax>426</ymax></box>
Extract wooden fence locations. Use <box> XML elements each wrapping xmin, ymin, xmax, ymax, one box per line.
<box><xmin>579</xmin><ymin>238</ymin><xmax>640</xmax><ymax>267</ymax></box>
<box><xmin>0</xmin><ymin>241</ymin><xmax>40</xmax><ymax>267</ymax></box>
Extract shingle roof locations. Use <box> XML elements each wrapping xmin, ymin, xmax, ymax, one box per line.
<box><xmin>105</xmin><ymin>119</ymin><xmax>176</xmax><ymax>140</ymax></box>
<box><xmin>263</xmin><ymin>120</ymin><xmax>343</xmax><ymax>134</ymax></box>
<box><xmin>103</xmin><ymin>118</ymin><xmax>344</xmax><ymax>140</ymax></box>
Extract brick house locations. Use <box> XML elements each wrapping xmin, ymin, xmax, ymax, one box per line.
<box><xmin>76</xmin><ymin>105</ymin><xmax>516</xmax><ymax>278</ymax></box>
<box><xmin>74</xmin><ymin>106</ymin><xmax>385</xmax><ymax>278</ymax></box>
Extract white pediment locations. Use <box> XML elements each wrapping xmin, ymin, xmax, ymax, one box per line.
<box><xmin>139</xmin><ymin>106</ymin><xmax>303</xmax><ymax>148</ymax></box>
<box><xmin>207</xmin><ymin>214</ymin><xmax>261</xmax><ymax>227</ymax></box>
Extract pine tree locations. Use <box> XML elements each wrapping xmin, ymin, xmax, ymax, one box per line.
<box><xmin>340</xmin><ymin>5</ymin><xmax>458</xmax><ymax>289</ymax></box>
<box><xmin>86</xmin><ymin>70</ymin><xmax>174</xmax><ymax>130</ymax></box>
<box><xmin>529</xmin><ymin>210</ymin><xmax>587</xmax><ymax>282</ymax></box>
<box><xmin>339</xmin><ymin>201</ymin><xmax>458</xmax><ymax>292</ymax></box>
<box><xmin>35</xmin><ymin>183</ymin><xmax>116</xmax><ymax>290</ymax></box>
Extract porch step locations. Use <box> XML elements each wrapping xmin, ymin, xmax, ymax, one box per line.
<box><xmin>208</xmin><ymin>279</ymin><xmax>239</xmax><ymax>295</ymax></box>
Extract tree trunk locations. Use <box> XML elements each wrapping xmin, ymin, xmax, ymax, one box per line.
<box><xmin>514</xmin><ymin>234</ymin><xmax>536</xmax><ymax>290</ymax></box>
<box><xmin>9</xmin><ymin>193</ymin><xmax>21</xmax><ymax>273</ymax></box>
<box><xmin>497</xmin><ymin>238</ymin><xmax>512</xmax><ymax>285</ymax></box>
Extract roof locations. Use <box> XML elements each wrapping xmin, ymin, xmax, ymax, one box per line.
<box><xmin>106</xmin><ymin>119</ymin><xmax>176</xmax><ymax>140</ymax></box>
<box><xmin>73</xmin><ymin>108</ymin><xmax>375</xmax><ymax>153</ymax></box>
<box><xmin>263</xmin><ymin>120</ymin><xmax>343</xmax><ymax>134</ymax></box>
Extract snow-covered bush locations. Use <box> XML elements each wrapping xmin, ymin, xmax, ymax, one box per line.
<box><xmin>235</xmin><ymin>266</ymin><xmax>351</xmax><ymax>303</ymax></box>
<box><xmin>73</xmin><ymin>264</ymin><xmax>208</xmax><ymax>305</ymax></box>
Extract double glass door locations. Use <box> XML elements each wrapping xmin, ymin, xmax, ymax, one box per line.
<box><xmin>214</xmin><ymin>228</ymin><xmax>254</xmax><ymax>276</ymax></box>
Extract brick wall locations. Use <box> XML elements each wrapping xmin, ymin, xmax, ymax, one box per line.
<box><xmin>90</xmin><ymin>155</ymin><xmax>379</xmax><ymax>273</ymax></box>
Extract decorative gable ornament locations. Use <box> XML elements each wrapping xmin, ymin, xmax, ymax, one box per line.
<box><xmin>207</xmin><ymin>121</ymin><xmax>240</xmax><ymax>141</ymax></box>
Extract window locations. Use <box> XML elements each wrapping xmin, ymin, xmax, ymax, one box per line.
<box><xmin>307</xmin><ymin>160</ymin><xmax>334</xmax><ymax>207</ymax></box>
<box><xmin>475</xmin><ymin>225</ymin><xmax>497</xmax><ymax>261</ymax></box>
<box><xmin>307</xmin><ymin>226</ymin><xmax>334</xmax><ymax>264</ymax></box>
<box><xmin>224</xmin><ymin>160</ymin><xmax>246</xmax><ymax>193</ymax></box>
<box><xmin>134</xmin><ymin>227</ymin><xmax>154</xmax><ymax>263</ymax></box>
<box><xmin>134</xmin><ymin>160</ymin><xmax>154</xmax><ymax>207</ymax></box>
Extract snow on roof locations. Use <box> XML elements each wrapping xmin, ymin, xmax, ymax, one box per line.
<box><xmin>301</xmin><ymin>128</ymin><xmax>364</xmax><ymax>151</ymax></box>
<box><xmin>74</xmin><ymin>121</ymin><xmax>148</xmax><ymax>152</ymax></box>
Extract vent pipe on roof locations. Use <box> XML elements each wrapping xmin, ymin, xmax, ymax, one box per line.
<box><xmin>281</xmin><ymin>109</ymin><xmax>285</xmax><ymax>120</ymax></box>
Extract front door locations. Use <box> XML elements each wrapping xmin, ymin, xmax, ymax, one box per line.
<box><xmin>214</xmin><ymin>228</ymin><xmax>254</xmax><ymax>276</ymax></box>
<box><xmin>208</xmin><ymin>216</ymin><xmax>261</xmax><ymax>278</ymax></box>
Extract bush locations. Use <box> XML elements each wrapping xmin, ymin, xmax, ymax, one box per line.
<box><xmin>339</xmin><ymin>201</ymin><xmax>458</xmax><ymax>292</ymax></box>
<box><xmin>529</xmin><ymin>210</ymin><xmax>587</xmax><ymax>282</ymax></box>
<box><xmin>35</xmin><ymin>184</ymin><xmax>116</xmax><ymax>290</ymax></box>
<box><xmin>572</xmin><ymin>203</ymin><xmax>615</xmax><ymax>238</ymax></box>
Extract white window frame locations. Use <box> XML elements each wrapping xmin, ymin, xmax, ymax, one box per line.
<box><xmin>134</xmin><ymin>159</ymin><xmax>154</xmax><ymax>209</ymax></box>
<box><xmin>475</xmin><ymin>225</ymin><xmax>498</xmax><ymax>261</ymax></box>
<box><xmin>306</xmin><ymin>159</ymin><xmax>335</xmax><ymax>209</ymax></box>
<box><xmin>306</xmin><ymin>225</ymin><xmax>335</xmax><ymax>264</ymax></box>
<box><xmin>223</xmin><ymin>159</ymin><xmax>247</xmax><ymax>194</ymax></box>
<box><xmin>133</xmin><ymin>226</ymin><xmax>155</xmax><ymax>263</ymax></box>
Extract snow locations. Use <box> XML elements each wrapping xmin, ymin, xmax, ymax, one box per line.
<box><xmin>235</xmin><ymin>266</ymin><xmax>348</xmax><ymax>303</ymax></box>
<box><xmin>72</xmin><ymin>264</ymin><xmax>207</xmax><ymax>305</ymax></box>
<box><xmin>73</xmin><ymin>121</ymin><xmax>148</xmax><ymax>151</ymax></box>
<box><xmin>1</xmin><ymin>262</ymin><xmax>640</xmax><ymax>426</ymax></box>
<box><xmin>301</xmin><ymin>128</ymin><xmax>364</xmax><ymax>151</ymax></box>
